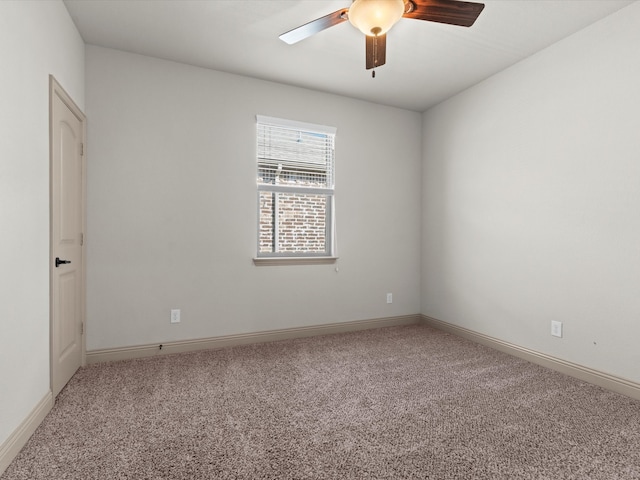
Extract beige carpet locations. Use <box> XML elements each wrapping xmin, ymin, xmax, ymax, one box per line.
<box><xmin>3</xmin><ymin>325</ymin><xmax>640</xmax><ymax>479</ymax></box>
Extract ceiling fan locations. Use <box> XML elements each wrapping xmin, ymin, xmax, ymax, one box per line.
<box><xmin>280</xmin><ymin>0</ymin><xmax>485</xmax><ymax>75</ymax></box>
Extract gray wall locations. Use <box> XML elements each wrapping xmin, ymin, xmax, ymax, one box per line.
<box><xmin>0</xmin><ymin>0</ymin><xmax>84</xmax><ymax>447</ymax></box>
<box><xmin>421</xmin><ymin>2</ymin><xmax>640</xmax><ymax>383</ymax></box>
<box><xmin>85</xmin><ymin>46</ymin><xmax>423</xmax><ymax>351</ymax></box>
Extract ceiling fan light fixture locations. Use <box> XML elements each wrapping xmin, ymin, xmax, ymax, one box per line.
<box><xmin>348</xmin><ymin>0</ymin><xmax>405</xmax><ymax>36</ymax></box>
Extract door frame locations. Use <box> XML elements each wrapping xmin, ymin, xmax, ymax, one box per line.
<box><xmin>49</xmin><ymin>75</ymin><xmax>87</xmax><ymax>394</ymax></box>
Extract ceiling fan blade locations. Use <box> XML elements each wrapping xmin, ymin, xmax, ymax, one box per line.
<box><xmin>404</xmin><ymin>0</ymin><xmax>485</xmax><ymax>27</ymax></box>
<box><xmin>366</xmin><ymin>34</ymin><xmax>386</xmax><ymax>70</ymax></box>
<box><xmin>279</xmin><ymin>8</ymin><xmax>349</xmax><ymax>45</ymax></box>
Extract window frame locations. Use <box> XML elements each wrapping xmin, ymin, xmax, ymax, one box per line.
<box><xmin>254</xmin><ymin>115</ymin><xmax>337</xmax><ymax>263</ymax></box>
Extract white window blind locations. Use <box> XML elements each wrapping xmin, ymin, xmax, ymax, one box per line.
<box><xmin>257</xmin><ymin>116</ymin><xmax>335</xmax><ymax>189</ymax></box>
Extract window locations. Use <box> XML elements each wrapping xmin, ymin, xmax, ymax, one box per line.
<box><xmin>256</xmin><ymin>115</ymin><xmax>336</xmax><ymax>260</ymax></box>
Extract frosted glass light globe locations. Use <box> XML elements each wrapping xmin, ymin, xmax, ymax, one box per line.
<box><xmin>348</xmin><ymin>0</ymin><xmax>405</xmax><ymax>36</ymax></box>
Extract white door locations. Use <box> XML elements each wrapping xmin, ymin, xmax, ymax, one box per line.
<box><xmin>51</xmin><ymin>77</ymin><xmax>86</xmax><ymax>397</ymax></box>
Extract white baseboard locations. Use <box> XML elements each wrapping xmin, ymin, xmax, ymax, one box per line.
<box><xmin>421</xmin><ymin>315</ymin><xmax>640</xmax><ymax>401</ymax></box>
<box><xmin>87</xmin><ymin>315</ymin><xmax>422</xmax><ymax>364</ymax></box>
<box><xmin>0</xmin><ymin>391</ymin><xmax>53</xmax><ymax>476</ymax></box>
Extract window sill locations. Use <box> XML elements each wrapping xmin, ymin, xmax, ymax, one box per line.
<box><xmin>253</xmin><ymin>256</ymin><xmax>338</xmax><ymax>266</ymax></box>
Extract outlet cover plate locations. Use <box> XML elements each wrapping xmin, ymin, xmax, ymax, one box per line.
<box><xmin>551</xmin><ymin>320</ymin><xmax>562</xmax><ymax>338</ymax></box>
<box><xmin>171</xmin><ymin>309</ymin><xmax>181</xmax><ymax>324</ymax></box>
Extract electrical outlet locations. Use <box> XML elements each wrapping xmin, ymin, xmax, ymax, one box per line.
<box><xmin>386</xmin><ymin>293</ymin><xmax>393</xmax><ymax>304</ymax></box>
<box><xmin>170</xmin><ymin>309</ymin><xmax>181</xmax><ymax>324</ymax></box>
<box><xmin>551</xmin><ymin>320</ymin><xmax>562</xmax><ymax>338</ymax></box>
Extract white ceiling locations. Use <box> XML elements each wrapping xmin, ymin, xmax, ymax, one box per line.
<box><xmin>64</xmin><ymin>0</ymin><xmax>635</xmax><ymax>112</ymax></box>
